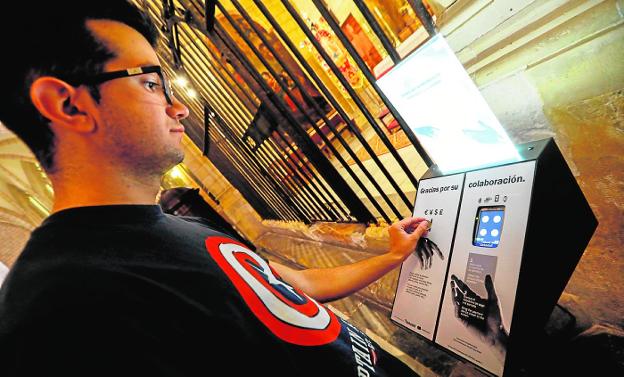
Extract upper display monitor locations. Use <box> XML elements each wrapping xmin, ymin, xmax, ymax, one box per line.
<box><xmin>377</xmin><ymin>35</ymin><xmax>520</xmax><ymax>173</ymax></box>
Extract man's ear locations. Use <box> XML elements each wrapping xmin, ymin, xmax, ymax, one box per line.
<box><xmin>29</xmin><ymin>77</ymin><xmax>95</xmax><ymax>133</ymax></box>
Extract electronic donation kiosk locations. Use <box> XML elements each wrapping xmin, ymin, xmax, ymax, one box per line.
<box><xmin>377</xmin><ymin>35</ymin><xmax>597</xmax><ymax>376</ymax></box>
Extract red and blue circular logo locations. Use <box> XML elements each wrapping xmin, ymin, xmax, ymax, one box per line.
<box><xmin>205</xmin><ymin>236</ymin><xmax>341</xmax><ymax>346</ymax></box>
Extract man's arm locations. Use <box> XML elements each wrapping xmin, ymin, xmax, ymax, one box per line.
<box><xmin>270</xmin><ymin>217</ymin><xmax>430</xmax><ymax>303</ymax></box>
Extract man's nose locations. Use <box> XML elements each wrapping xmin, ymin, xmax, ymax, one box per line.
<box><xmin>167</xmin><ymin>96</ymin><xmax>190</xmax><ymax>120</ymax></box>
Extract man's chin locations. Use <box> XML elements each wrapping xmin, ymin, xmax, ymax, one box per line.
<box><xmin>165</xmin><ymin>150</ymin><xmax>185</xmax><ymax>171</ymax></box>
<box><xmin>173</xmin><ymin>149</ymin><xmax>185</xmax><ymax>165</ymax></box>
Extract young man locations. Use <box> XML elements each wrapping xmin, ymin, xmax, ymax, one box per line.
<box><xmin>0</xmin><ymin>2</ymin><xmax>429</xmax><ymax>375</ymax></box>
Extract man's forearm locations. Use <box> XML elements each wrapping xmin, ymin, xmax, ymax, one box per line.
<box><xmin>294</xmin><ymin>252</ymin><xmax>404</xmax><ymax>303</ymax></box>
<box><xmin>272</xmin><ymin>218</ymin><xmax>429</xmax><ymax>303</ymax></box>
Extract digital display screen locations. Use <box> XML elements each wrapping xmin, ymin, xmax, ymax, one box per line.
<box><xmin>473</xmin><ymin>206</ymin><xmax>505</xmax><ymax>248</ymax></box>
<box><xmin>376</xmin><ymin>35</ymin><xmax>520</xmax><ymax>173</ymax></box>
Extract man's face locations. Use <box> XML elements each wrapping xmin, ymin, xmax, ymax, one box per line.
<box><xmin>86</xmin><ymin>20</ymin><xmax>189</xmax><ymax>177</ymax></box>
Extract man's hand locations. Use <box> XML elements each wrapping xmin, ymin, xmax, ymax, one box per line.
<box><xmin>415</xmin><ymin>237</ymin><xmax>444</xmax><ymax>270</ymax></box>
<box><xmin>387</xmin><ymin>217</ymin><xmax>430</xmax><ymax>263</ymax></box>
<box><xmin>450</xmin><ymin>274</ymin><xmax>508</xmax><ymax>356</ymax></box>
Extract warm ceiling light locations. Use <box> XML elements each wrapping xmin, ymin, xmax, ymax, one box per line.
<box><xmin>174</xmin><ymin>76</ymin><xmax>189</xmax><ymax>87</ymax></box>
<box><xmin>187</xmin><ymin>88</ymin><xmax>198</xmax><ymax>98</ymax></box>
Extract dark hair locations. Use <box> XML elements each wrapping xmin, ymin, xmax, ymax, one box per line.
<box><xmin>0</xmin><ymin>1</ymin><xmax>158</xmax><ymax>172</ymax></box>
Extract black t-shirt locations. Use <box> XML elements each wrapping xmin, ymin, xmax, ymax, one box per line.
<box><xmin>0</xmin><ymin>205</ymin><xmax>417</xmax><ymax>376</ymax></box>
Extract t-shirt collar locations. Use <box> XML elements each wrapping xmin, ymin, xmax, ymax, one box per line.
<box><xmin>41</xmin><ymin>204</ymin><xmax>165</xmax><ymax>227</ymax></box>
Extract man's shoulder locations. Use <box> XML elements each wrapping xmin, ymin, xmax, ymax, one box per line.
<box><xmin>171</xmin><ymin>215</ymin><xmax>236</xmax><ymax>238</ymax></box>
<box><xmin>175</xmin><ymin>215</ymin><xmax>220</xmax><ymax>228</ymax></box>
<box><xmin>172</xmin><ymin>215</ymin><xmax>256</xmax><ymax>250</ymax></box>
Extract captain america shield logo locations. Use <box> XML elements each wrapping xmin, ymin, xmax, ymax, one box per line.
<box><xmin>205</xmin><ymin>236</ymin><xmax>341</xmax><ymax>346</ymax></box>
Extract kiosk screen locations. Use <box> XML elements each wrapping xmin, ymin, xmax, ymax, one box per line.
<box><xmin>473</xmin><ymin>206</ymin><xmax>505</xmax><ymax>248</ymax></box>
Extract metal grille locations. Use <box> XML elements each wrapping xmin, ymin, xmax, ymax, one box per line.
<box><xmin>136</xmin><ymin>0</ymin><xmax>437</xmax><ymax>224</ymax></box>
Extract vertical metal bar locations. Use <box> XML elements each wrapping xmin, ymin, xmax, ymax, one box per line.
<box><xmin>187</xmin><ymin>26</ymin><xmax>351</xmax><ymax>222</ymax></box>
<box><xmin>201</xmin><ymin>98</ymin><xmax>308</xmax><ymax>222</ymax></box>
<box><xmin>161</xmin><ymin>0</ymin><xmax>183</xmax><ymax>69</ymax></box>
<box><xmin>182</xmin><ymin>26</ymin><xmax>257</xmax><ymax>113</ymax></box>
<box><xmin>253</xmin><ymin>0</ymin><xmax>401</xmax><ymax>223</ymax></box>
<box><xmin>281</xmin><ymin>0</ymin><xmax>419</xmax><ymax>212</ymax></box>
<box><xmin>182</xmin><ymin>0</ymin><xmax>364</xmax><ymax>222</ymax></box>
<box><xmin>229</xmin><ymin>0</ymin><xmax>395</xmax><ymax>221</ymax></box>
<box><xmin>179</xmin><ymin>25</ymin><xmax>337</xmax><ymax>217</ymax></box>
<box><xmin>213</xmin><ymin>6</ymin><xmax>348</xmax><ymax>221</ymax></box>
<box><xmin>206</xmin><ymin>121</ymin><xmax>290</xmax><ymax>221</ymax></box>
<box><xmin>353</xmin><ymin>0</ymin><xmax>400</xmax><ymax>63</ymax></box>
<box><xmin>184</xmin><ymin>38</ymin><xmax>336</xmax><ymax>222</ymax></box>
<box><xmin>208</xmin><ymin>145</ymin><xmax>281</xmax><ymax>220</ymax></box>
<box><xmin>173</xmin><ymin>22</ymin><xmax>183</xmax><ymax>68</ymax></box>
<box><xmin>212</xmin><ymin>11</ymin><xmax>375</xmax><ymax>223</ymax></box>
<box><xmin>407</xmin><ymin>0</ymin><xmax>437</xmax><ymax>36</ymax></box>
<box><xmin>281</xmin><ymin>0</ymin><xmax>418</xmax><ymax>184</ymax></box>
<box><xmin>212</xmin><ymin>129</ymin><xmax>298</xmax><ymax>220</ymax></box>
<box><xmin>204</xmin><ymin>0</ymin><xmax>215</xmax><ymax>32</ymax></box>
<box><xmin>208</xmin><ymin>110</ymin><xmax>307</xmax><ymax>221</ymax></box>
<box><xmin>225</xmin><ymin>1</ymin><xmax>352</xmax><ymax>220</ymax></box>
<box><xmin>214</xmin><ymin>110</ymin><xmax>321</xmax><ymax>222</ymax></box>
<box><xmin>314</xmin><ymin>0</ymin><xmax>433</xmax><ymax>181</ymax></box>
<box><xmin>208</xmin><ymin>123</ymin><xmax>296</xmax><ymax>221</ymax></box>
<box><xmin>198</xmin><ymin>77</ymin><xmax>322</xmax><ymax>222</ymax></box>
<box><xmin>204</xmin><ymin>43</ymin><xmax>330</xmax><ymax>221</ymax></box>
<box><xmin>170</xmin><ymin>25</ymin><xmax>322</xmax><ymax>221</ymax></box>
<box><xmin>207</xmin><ymin>128</ymin><xmax>291</xmax><ymax>220</ymax></box>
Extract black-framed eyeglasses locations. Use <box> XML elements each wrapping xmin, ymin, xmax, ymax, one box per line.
<box><xmin>69</xmin><ymin>65</ymin><xmax>174</xmax><ymax>106</ymax></box>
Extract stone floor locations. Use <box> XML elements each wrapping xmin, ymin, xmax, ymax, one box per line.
<box><xmin>256</xmin><ymin>232</ymin><xmax>624</xmax><ymax>376</ymax></box>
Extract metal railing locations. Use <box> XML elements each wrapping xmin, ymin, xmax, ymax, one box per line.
<box><xmin>137</xmin><ymin>0</ymin><xmax>437</xmax><ymax>224</ymax></box>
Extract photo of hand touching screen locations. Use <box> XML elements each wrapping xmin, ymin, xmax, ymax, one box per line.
<box><xmin>450</xmin><ymin>274</ymin><xmax>509</xmax><ymax>356</ymax></box>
